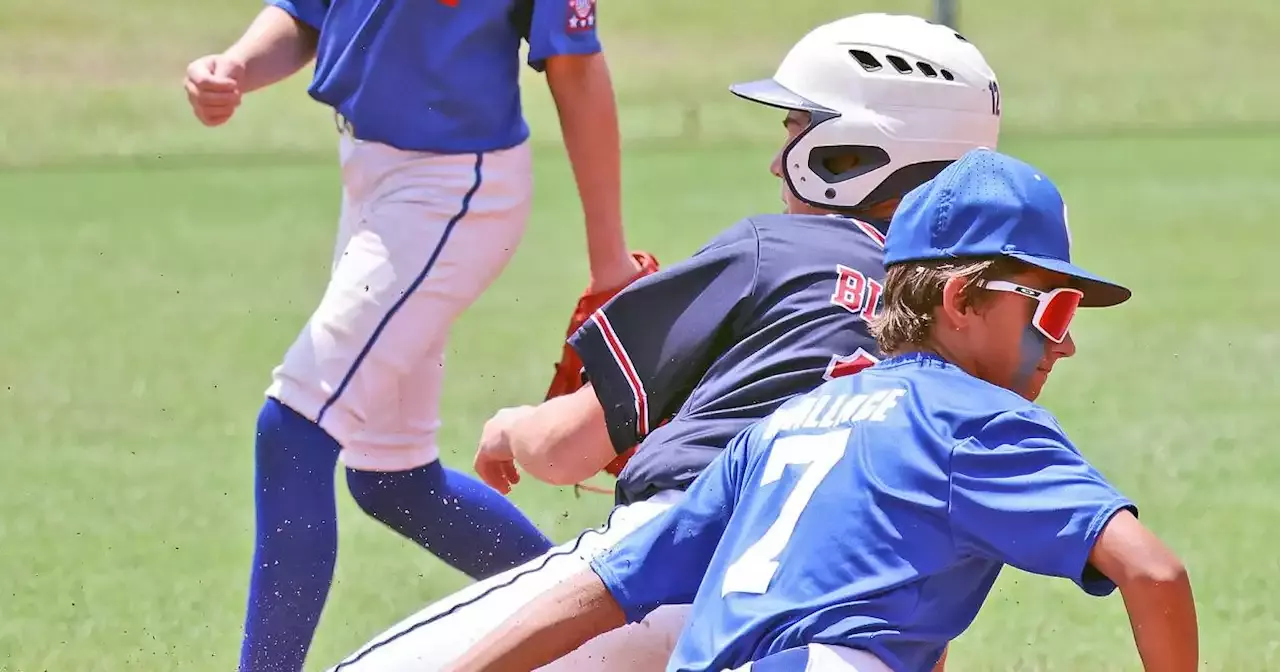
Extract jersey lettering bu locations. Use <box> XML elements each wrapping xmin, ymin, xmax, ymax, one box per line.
<box><xmin>590</xmin><ymin>354</ymin><xmax>1135</xmax><ymax>672</ymax></box>
<box><xmin>569</xmin><ymin>213</ymin><xmax>889</xmax><ymax>504</ymax></box>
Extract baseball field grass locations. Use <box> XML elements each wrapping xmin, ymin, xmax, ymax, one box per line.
<box><xmin>2</xmin><ymin>0</ymin><xmax>1277</xmax><ymax>669</ymax></box>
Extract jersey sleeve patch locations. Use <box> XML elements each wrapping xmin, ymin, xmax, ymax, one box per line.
<box><xmin>524</xmin><ymin>0</ymin><xmax>602</xmax><ymax>71</ymax></box>
<box><xmin>566</xmin><ymin>0</ymin><xmax>596</xmax><ymax>31</ymax></box>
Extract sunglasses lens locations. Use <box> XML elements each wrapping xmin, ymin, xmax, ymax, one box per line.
<box><xmin>1037</xmin><ymin>290</ymin><xmax>1081</xmax><ymax>342</ymax></box>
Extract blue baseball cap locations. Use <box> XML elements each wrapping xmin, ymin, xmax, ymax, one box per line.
<box><xmin>883</xmin><ymin>149</ymin><xmax>1131</xmax><ymax>308</ymax></box>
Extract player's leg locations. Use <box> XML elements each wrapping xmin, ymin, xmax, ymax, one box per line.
<box><xmin>239</xmin><ymin>397</ymin><xmax>344</xmax><ymax>672</ymax></box>
<box><xmin>327</xmin><ymin>493</ymin><xmax>687</xmax><ymax>672</ymax></box>
<box><xmin>240</xmin><ymin>137</ymin><xmax>547</xmax><ymax>671</ymax></box>
<box><xmin>343</xmin><ymin>340</ymin><xmax>551</xmax><ymax>574</ymax></box>
<box><xmin>321</xmin><ymin>137</ymin><xmax>550</xmax><ymax>575</ymax></box>
<box><xmin>238</xmin><ymin>179</ymin><xmax>365</xmax><ymax>672</ymax></box>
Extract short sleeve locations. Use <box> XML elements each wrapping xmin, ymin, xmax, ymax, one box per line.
<box><xmin>590</xmin><ymin>428</ymin><xmax>751</xmax><ymax>622</ymax></box>
<box><xmin>949</xmin><ymin>408</ymin><xmax>1137</xmax><ymax>596</ymax></box>
<box><xmin>266</xmin><ymin>0</ymin><xmax>327</xmax><ymax>30</ymax></box>
<box><xmin>569</xmin><ymin>220</ymin><xmax>760</xmax><ymax>452</ymax></box>
<box><xmin>517</xmin><ymin>0</ymin><xmax>602</xmax><ymax>72</ymax></box>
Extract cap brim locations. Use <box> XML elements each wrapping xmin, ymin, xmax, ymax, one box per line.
<box><xmin>728</xmin><ymin>79</ymin><xmax>836</xmax><ymax>115</ymax></box>
<box><xmin>1006</xmin><ymin>252</ymin><xmax>1131</xmax><ymax>308</ymax></box>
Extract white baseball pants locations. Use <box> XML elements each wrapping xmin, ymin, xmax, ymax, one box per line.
<box><xmin>327</xmin><ymin>491</ymin><xmax>690</xmax><ymax>671</ymax></box>
<box><xmin>266</xmin><ymin>133</ymin><xmax>532</xmax><ymax>470</ymax></box>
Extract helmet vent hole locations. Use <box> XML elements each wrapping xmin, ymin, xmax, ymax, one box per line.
<box><xmin>940</xmin><ymin>69</ymin><xmax>955</xmax><ymax>81</ymax></box>
<box><xmin>917</xmin><ymin>62</ymin><xmax>938</xmax><ymax>78</ymax></box>
<box><xmin>886</xmin><ymin>55</ymin><xmax>913</xmax><ymax>74</ymax></box>
<box><xmin>849</xmin><ymin>50</ymin><xmax>882</xmax><ymax>72</ymax></box>
<box><xmin>954</xmin><ymin>32</ymin><xmax>969</xmax><ymax>42</ymax></box>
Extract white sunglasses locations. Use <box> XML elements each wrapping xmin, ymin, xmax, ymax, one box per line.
<box><xmin>975</xmin><ymin>279</ymin><xmax>1083</xmax><ymax>344</ymax></box>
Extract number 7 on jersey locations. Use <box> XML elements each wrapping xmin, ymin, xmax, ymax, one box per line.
<box><xmin>720</xmin><ymin>429</ymin><xmax>851</xmax><ymax>596</ymax></box>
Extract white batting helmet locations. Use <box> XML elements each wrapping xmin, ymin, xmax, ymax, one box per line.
<box><xmin>731</xmin><ymin>13</ymin><xmax>1002</xmax><ymax>212</ymax></box>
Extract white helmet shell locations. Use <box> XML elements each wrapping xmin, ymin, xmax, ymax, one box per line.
<box><xmin>731</xmin><ymin>13</ymin><xmax>1002</xmax><ymax>211</ymax></box>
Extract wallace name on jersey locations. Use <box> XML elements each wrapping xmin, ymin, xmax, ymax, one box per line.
<box><xmin>762</xmin><ymin>387</ymin><xmax>907</xmax><ymax>441</ymax></box>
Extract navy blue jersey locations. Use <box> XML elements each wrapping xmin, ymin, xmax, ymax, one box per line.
<box><xmin>591</xmin><ymin>353</ymin><xmax>1135</xmax><ymax>672</ymax></box>
<box><xmin>267</xmin><ymin>0</ymin><xmax>600</xmax><ymax>153</ymax></box>
<box><xmin>568</xmin><ymin>214</ymin><xmax>890</xmax><ymax>505</ymax></box>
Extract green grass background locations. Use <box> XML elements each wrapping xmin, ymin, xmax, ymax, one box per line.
<box><xmin>1</xmin><ymin>0</ymin><xmax>1277</xmax><ymax>669</ymax></box>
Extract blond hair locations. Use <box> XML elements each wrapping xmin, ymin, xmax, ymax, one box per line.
<box><xmin>868</xmin><ymin>257</ymin><xmax>1023</xmax><ymax>353</ymax></box>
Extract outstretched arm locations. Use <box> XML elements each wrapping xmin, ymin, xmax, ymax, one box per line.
<box><xmin>445</xmin><ymin>569</ymin><xmax>625</xmax><ymax>672</ymax></box>
<box><xmin>475</xmin><ymin>386</ymin><xmax>616</xmax><ymax>492</ymax></box>
<box><xmin>460</xmin><ymin>443</ymin><xmax>747</xmax><ymax>670</ymax></box>
<box><xmin>1088</xmin><ymin>509</ymin><xmax>1198</xmax><ymax>671</ymax></box>
<box><xmin>475</xmin><ymin>223</ymin><xmax>759</xmax><ymax>493</ymax></box>
<box><xmin>951</xmin><ymin>409</ymin><xmax>1198</xmax><ymax>672</ymax></box>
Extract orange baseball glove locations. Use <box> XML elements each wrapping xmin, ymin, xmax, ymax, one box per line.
<box><xmin>546</xmin><ymin>251</ymin><xmax>660</xmax><ymax>489</ymax></box>
<box><xmin>544</xmin><ymin>251</ymin><xmax>661</xmax><ymax>401</ymax></box>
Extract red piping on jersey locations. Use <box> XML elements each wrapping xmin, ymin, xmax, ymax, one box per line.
<box><xmin>852</xmin><ymin>219</ymin><xmax>886</xmax><ymax>247</ymax></box>
<box><xmin>591</xmin><ymin>311</ymin><xmax>650</xmax><ymax>437</ymax></box>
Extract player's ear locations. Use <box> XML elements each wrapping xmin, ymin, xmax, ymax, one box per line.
<box><xmin>939</xmin><ymin>275</ymin><xmax>976</xmax><ymax>328</ymax></box>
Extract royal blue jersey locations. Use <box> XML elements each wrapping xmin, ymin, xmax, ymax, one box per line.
<box><xmin>267</xmin><ymin>0</ymin><xmax>601</xmax><ymax>153</ymax></box>
<box><xmin>569</xmin><ymin>214</ymin><xmax>892</xmax><ymax>505</ymax></box>
<box><xmin>590</xmin><ymin>352</ymin><xmax>1136</xmax><ymax>672</ymax></box>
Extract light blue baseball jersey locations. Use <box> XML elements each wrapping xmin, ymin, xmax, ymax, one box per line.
<box><xmin>267</xmin><ymin>0</ymin><xmax>602</xmax><ymax>153</ymax></box>
<box><xmin>590</xmin><ymin>351</ymin><xmax>1137</xmax><ymax>672</ymax></box>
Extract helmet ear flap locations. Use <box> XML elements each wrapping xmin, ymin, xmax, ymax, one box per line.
<box><xmin>776</xmin><ymin>122</ymin><xmax>811</xmax><ymax>207</ymax></box>
<box><xmin>781</xmin><ymin>114</ymin><xmax>889</xmax><ymax>210</ymax></box>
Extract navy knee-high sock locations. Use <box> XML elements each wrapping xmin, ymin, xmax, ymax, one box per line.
<box><xmin>346</xmin><ymin>462</ymin><xmax>553</xmax><ymax>579</ymax></box>
<box><xmin>239</xmin><ymin>398</ymin><xmax>342</xmax><ymax>672</ymax></box>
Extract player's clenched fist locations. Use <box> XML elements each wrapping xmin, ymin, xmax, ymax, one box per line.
<box><xmin>474</xmin><ymin>405</ymin><xmax>537</xmax><ymax>495</ymax></box>
<box><xmin>184</xmin><ymin>54</ymin><xmax>246</xmax><ymax>127</ymax></box>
